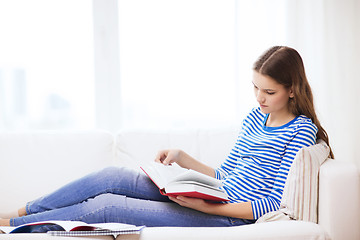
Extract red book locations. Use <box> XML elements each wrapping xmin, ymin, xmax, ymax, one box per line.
<box><xmin>141</xmin><ymin>162</ymin><xmax>229</xmax><ymax>202</ymax></box>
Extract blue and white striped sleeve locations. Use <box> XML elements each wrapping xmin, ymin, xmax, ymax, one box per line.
<box><xmin>251</xmin><ymin>121</ymin><xmax>318</xmax><ymax>219</ymax></box>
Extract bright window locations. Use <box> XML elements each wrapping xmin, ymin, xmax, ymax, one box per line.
<box><xmin>118</xmin><ymin>0</ymin><xmax>287</xmax><ymax>129</ymax></box>
<box><xmin>0</xmin><ymin>0</ymin><xmax>287</xmax><ymax>131</ymax></box>
<box><xmin>118</xmin><ymin>0</ymin><xmax>238</xmax><ymax>129</ymax></box>
<box><xmin>0</xmin><ymin>0</ymin><xmax>95</xmax><ymax>130</ymax></box>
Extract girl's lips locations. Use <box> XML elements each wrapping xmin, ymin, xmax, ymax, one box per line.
<box><xmin>260</xmin><ymin>104</ymin><xmax>268</xmax><ymax>108</ymax></box>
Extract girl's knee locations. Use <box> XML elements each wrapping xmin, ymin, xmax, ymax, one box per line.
<box><xmin>95</xmin><ymin>166</ymin><xmax>125</xmax><ymax>181</ymax></box>
<box><xmin>98</xmin><ymin>166</ymin><xmax>135</xmax><ymax>177</ymax></box>
<box><xmin>99</xmin><ymin>166</ymin><xmax>121</xmax><ymax>175</ymax></box>
<box><xmin>95</xmin><ymin>166</ymin><xmax>139</xmax><ymax>187</ymax></box>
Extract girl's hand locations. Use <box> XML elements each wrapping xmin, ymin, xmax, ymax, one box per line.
<box><xmin>168</xmin><ymin>196</ymin><xmax>211</xmax><ymax>213</ymax></box>
<box><xmin>155</xmin><ymin>149</ymin><xmax>216</xmax><ymax>178</ymax></box>
<box><xmin>155</xmin><ymin>149</ymin><xmax>183</xmax><ymax>166</ymax></box>
<box><xmin>170</xmin><ymin>196</ymin><xmax>254</xmax><ymax>219</ymax></box>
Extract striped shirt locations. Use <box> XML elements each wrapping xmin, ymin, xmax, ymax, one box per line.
<box><xmin>214</xmin><ymin>107</ymin><xmax>317</xmax><ymax>219</ymax></box>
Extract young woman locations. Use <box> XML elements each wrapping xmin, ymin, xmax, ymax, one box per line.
<box><xmin>0</xmin><ymin>46</ymin><xmax>332</xmax><ymax>228</ymax></box>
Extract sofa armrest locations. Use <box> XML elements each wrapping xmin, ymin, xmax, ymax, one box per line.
<box><xmin>318</xmin><ymin>159</ymin><xmax>360</xmax><ymax>240</ymax></box>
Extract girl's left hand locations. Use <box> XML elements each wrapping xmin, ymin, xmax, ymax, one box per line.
<box><xmin>168</xmin><ymin>196</ymin><xmax>211</xmax><ymax>213</ymax></box>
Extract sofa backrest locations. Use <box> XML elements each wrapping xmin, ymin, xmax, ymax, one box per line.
<box><xmin>115</xmin><ymin>126</ymin><xmax>240</xmax><ymax>170</ymax></box>
<box><xmin>0</xmin><ymin>130</ymin><xmax>115</xmax><ymax>211</ymax></box>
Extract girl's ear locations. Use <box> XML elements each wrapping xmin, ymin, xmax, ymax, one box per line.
<box><xmin>289</xmin><ymin>87</ymin><xmax>294</xmax><ymax>99</ymax></box>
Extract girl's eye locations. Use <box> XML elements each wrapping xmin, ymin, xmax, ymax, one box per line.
<box><xmin>266</xmin><ymin>92</ymin><xmax>275</xmax><ymax>95</ymax></box>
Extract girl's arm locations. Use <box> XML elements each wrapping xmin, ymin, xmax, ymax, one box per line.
<box><xmin>155</xmin><ymin>149</ymin><xmax>215</xmax><ymax>178</ymax></box>
<box><xmin>155</xmin><ymin>150</ymin><xmax>254</xmax><ymax>219</ymax></box>
<box><xmin>169</xmin><ymin>196</ymin><xmax>254</xmax><ymax>220</ymax></box>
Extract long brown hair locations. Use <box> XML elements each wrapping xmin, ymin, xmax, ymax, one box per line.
<box><xmin>253</xmin><ymin>46</ymin><xmax>334</xmax><ymax>158</ymax></box>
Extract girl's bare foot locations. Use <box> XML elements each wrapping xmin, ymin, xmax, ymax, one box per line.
<box><xmin>18</xmin><ymin>207</ymin><xmax>27</xmax><ymax>217</ymax></box>
<box><xmin>0</xmin><ymin>219</ymin><xmax>10</xmax><ymax>226</ymax></box>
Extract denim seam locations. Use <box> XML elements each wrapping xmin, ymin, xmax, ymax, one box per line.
<box><xmin>102</xmin><ymin>187</ymin><xmax>163</xmax><ymax>201</ymax></box>
<box><xmin>10</xmin><ymin>218</ymin><xmax>14</xmax><ymax>227</ymax></box>
<box><xmin>75</xmin><ymin>203</ymin><xmax>176</xmax><ymax>223</ymax></box>
<box><xmin>25</xmin><ymin>202</ymin><xmax>33</xmax><ymax>215</ymax></box>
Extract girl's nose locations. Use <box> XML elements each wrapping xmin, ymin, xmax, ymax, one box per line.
<box><xmin>256</xmin><ymin>92</ymin><xmax>265</xmax><ymax>104</ymax></box>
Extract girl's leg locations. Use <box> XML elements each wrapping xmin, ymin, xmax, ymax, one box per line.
<box><xmin>12</xmin><ymin>193</ymin><xmax>255</xmax><ymax>227</ymax></box>
<box><xmin>26</xmin><ymin>167</ymin><xmax>169</xmax><ymax>215</ymax></box>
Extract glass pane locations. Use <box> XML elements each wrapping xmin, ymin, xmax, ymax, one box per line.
<box><xmin>0</xmin><ymin>0</ymin><xmax>95</xmax><ymax>130</ymax></box>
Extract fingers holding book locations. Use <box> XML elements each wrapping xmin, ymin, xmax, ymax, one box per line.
<box><xmin>154</xmin><ymin>149</ymin><xmax>183</xmax><ymax>166</ymax></box>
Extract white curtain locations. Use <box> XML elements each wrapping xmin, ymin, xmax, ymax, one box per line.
<box><xmin>285</xmin><ymin>0</ymin><xmax>360</xmax><ymax>167</ymax></box>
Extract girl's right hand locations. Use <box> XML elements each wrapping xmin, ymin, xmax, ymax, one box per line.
<box><xmin>155</xmin><ymin>149</ymin><xmax>183</xmax><ymax>166</ymax></box>
<box><xmin>155</xmin><ymin>149</ymin><xmax>215</xmax><ymax>178</ymax></box>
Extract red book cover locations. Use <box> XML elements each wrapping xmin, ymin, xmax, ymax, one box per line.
<box><xmin>141</xmin><ymin>163</ymin><xmax>229</xmax><ymax>202</ymax></box>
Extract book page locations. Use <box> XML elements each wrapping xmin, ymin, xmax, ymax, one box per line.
<box><xmin>142</xmin><ymin>162</ymin><xmax>222</xmax><ymax>188</ymax></box>
<box><xmin>170</xmin><ymin>169</ymin><xmax>222</xmax><ymax>188</ymax></box>
<box><xmin>168</xmin><ymin>181</ymin><xmax>224</xmax><ymax>192</ymax></box>
<box><xmin>84</xmin><ymin>222</ymin><xmax>136</xmax><ymax>231</ymax></box>
<box><xmin>164</xmin><ymin>181</ymin><xmax>229</xmax><ymax>201</ymax></box>
<box><xmin>0</xmin><ymin>226</ymin><xmax>15</xmax><ymax>234</ymax></box>
<box><xmin>141</xmin><ymin>162</ymin><xmax>188</xmax><ymax>188</ymax></box>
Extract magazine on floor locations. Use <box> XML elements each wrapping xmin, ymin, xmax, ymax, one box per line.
<box><xmin>0</xmin><ymin>220</ymin><xmax>144</xmax><ymax>236</ymax></box>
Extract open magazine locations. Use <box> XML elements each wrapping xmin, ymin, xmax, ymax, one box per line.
<box><xmin>141</xmin><ymin>162</ymin><xmax>229</xmax><ymax>202</ymax></box>
<box><xmin>0</xmin><ymin>220</ymin><xmax>144</xmax><ymax>236</ymax></box>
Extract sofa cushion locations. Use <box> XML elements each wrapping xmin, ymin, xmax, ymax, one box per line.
<box><xmin>280</xmin><ymin>140</ymin><xmax>329</xmax><ymax>222</ymax></box>
<box><xmin>115</xmin><ymin>127</ymin><xmax>240</xmax><ymax>169</ymax></box>
<box><xmin>0</xmin><ymin>130</ymin><xmax>114</xmax><ymax>212</ymax></box>
<box><xmin>257</xmin><ymin>140</ymin><xmax>330</xmax><ymax>224</ymax></box>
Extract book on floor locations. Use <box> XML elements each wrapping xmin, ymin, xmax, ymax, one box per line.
<box><xmin>140</xmin><ymin>162</ymin><xmax>229</xmax><ymax>202</ymax></box>
<box><xmin>0</xmin><ymin>220</ymin><xmax>144</xmax><ymax>236</ymax></box>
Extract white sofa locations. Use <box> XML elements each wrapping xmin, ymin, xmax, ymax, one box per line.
<box><xmin>0</xmin><ymin>129</ymin><xmax>359</xmax><ymax>240</ymax></box>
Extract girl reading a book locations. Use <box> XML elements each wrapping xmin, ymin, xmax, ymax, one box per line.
<box><xmin>0</xmin><ymin>46</ymin><xmax>333</xmax><ymax>228</ymax></box>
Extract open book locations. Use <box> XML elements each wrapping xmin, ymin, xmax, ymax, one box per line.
<box><xmin>141</xmin><ymin>162</ymin><xmax>229</xmax><ymax>202</ymax></box>
<box><xmin>0</xmin><ymin>220</ymin><xmax>144</xmax><ymax>237</ymax></box>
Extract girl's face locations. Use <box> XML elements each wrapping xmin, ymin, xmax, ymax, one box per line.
<box><xmin>252</xmin><ymin>71</ymin><xmax>294</xmax><ymax>116</ymax></box>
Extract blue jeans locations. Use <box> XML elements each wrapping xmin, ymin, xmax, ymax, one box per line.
<box><xmin>11</xmin><ymin>167</ymin><xmax>255</xmax><ymax>227</ymax></box>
